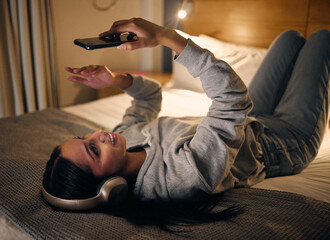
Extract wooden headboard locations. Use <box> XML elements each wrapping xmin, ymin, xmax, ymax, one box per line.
<box><xmin>182</xmin><ymin>0</ymin><xmax>330</xmax><ymax>48</ymax></box>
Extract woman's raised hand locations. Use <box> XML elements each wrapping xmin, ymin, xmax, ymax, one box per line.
<box><xmin>100</xmin><ymin>18</ymin><xmax>188</xmax><ymax>54</ymax></box>
<box><xmin>65</xmin><ymin>65</ymin><xmax>115</xmax><ymax>89</ymax></box>
<box><xmin>99</xmin><ymin>18</ymin><xmax>164</xmax><ymax>51</ymax></box>
<box><xmin>65</xmin><ymin>65</ymin><xmax>132</xmax><ymax>90</ymax></box>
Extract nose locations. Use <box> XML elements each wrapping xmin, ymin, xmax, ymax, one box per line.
<box><xmin>87</xmin><ymin>129</ymin><xmax>105</xmax><ymax>143</ymax></box>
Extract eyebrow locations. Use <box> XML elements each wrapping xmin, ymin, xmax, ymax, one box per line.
<box><xmin>84</xmin><ymin>142</ymin><xmax>95</xmax><ymax>162</ymax></box>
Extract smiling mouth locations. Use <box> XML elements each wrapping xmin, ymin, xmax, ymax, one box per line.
<box><xmin>107</xmin><ymin>132</ymin><xmax>116</xmax><ymax>145</ymax></box>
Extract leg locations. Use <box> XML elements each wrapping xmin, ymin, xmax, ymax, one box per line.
<box><xmin>274</xmin><ymin>29</ymin><xmax>330</xmax><ymax>144</ymax></box>
<box><xmin>249</xmin><ymin>30</ymin><xmax>306</xmax><ymax>116</ymax></box>
<box><xmin>260</xmin><ymin>30</ymin><xmax>330</xmax><ymax>177</ymax></box>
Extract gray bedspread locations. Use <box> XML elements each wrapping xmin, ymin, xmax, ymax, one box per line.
<box><xmin>0</xmin><ymin>109</ymin><xmax>329</xmax><ymax>240</ymax></box>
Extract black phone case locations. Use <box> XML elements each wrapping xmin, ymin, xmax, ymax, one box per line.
<box><xmin>74</xmin><ymin>37</ymin><xmax>126</xmax><ymax>50</ymax></box>
<box><xmin>74</xmin><ymin>33</ymin><xmax>138</xmax><ymax>50</ymax></box>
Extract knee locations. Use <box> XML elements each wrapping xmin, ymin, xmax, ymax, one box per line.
<box><xmin>270</xmin><ymin>30</ymin><xmax>305</xmax><ymax>49</ymax></box>
<box><xmin>306</xmin><ymin>29</ymin><xmax>330</xmax><ymax>65</ymax></box>
<box><xmin>308</xmin><ymin>29</ymin><xmax>330</xmax><ymax>42</ymax></box>
<box><xmin>278</xmin><ymin>30</ymin><xmax>305</xmax><ymax>41</ymax></box>
<box><xmin>282</xmin><ymin>30</ymin><xmax>304</xmax><ymax>38</ymax></box>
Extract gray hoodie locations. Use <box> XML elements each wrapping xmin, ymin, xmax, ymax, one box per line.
<box><xmin>113</xmin><ymin>40</ymin><xmax>266</xmax><ymax>202</ymax></box>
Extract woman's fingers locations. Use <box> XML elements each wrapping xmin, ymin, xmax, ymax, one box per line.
<box><xmin>68</xmin><ymin>75</ymin><xmax>87</xmax><ymax>83</ymax></box>
<box><xmin>65</xmin><ymin>66</ymin><xmax>86</xmax><ymax>75</ymax></box>
<box><xmin>117</xmin><ymin>41</ymin><xmax>143</xmax><ymax>51</ymax></box>
<box><xmin>68</xmin><ymin>75</ymin><xmax>100</xmax><ymax>89</ymax></box>
<box><xmin>99</xmin><ymin>18</ymin><xmax>161</xmax><ymax>50</ymax></box>
<box><xmin>93</xmin><ymin>65</ymin><xmax>105</xmax><ymax>75</ymax></box>
<box><xmin>99</xmin><ymin>19</ymin><xmax>135</xmax><ymax>37</ymax></box>
<box><xmin>65</xmin><ymin>66</ymin><xmax>74</xmax><ymax>73</ymax></box>
<box><xmin>66</xmin><ymin>65</ymin><xmax>107</xmax><ymax>78</ymax></box>
<box><xmin>66</xmin><ymin>65</ymin><xmax>115</xmax><ymax>89</ymax></box>
<box><xmin>66</xmin><ymin>65</ymin><xmax>97</xmax><ymax>76</ymax></box>
<box><xmin>66</xmin><ymin>66</ymin><xmax>96</xmax><ymax>84</ymax></box>
<box><xmin>80</xmin><ymin>66</ymin><xmax>98</xmax><ymax>77</ymax></box>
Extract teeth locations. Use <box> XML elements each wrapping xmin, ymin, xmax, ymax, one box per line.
<box><xmin>109</xmin><ymin>133</ymin><xmax>114</xmax><ymax>145</ymax></box>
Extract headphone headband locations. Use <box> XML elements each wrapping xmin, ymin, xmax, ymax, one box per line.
<box><xmin>41</xmin><ymin>176</ymin><xmax>128</xmax><ymax>210</ymax></box>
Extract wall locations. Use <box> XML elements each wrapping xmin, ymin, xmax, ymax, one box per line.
<box><xmin>182</xmin><ymin>0</ymin><xmax>330</xmax><ymax>48</ymax></box>
<box><xmin>51</xmin><ymin>0</ymin><xmax>163</xmax><ymax>107</ymax></box>
<box><xmin>163</xmin><ymin>0</ymin><xmax>183</xmax><ymax>72</ymax></box>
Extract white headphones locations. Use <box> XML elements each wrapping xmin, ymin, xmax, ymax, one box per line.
<box><xmin>41</xmin><ymin>176</ymin><xmax>128</xmax><ymax>210</ymax></box>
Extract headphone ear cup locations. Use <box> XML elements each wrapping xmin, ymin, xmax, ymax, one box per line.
<box><xmin>107</xmin><ymin>180</ymin><xmax>128</xmax><ymax>203</ymax></box>
<box><xmin>96</xmin><ymin>178</ymin><xmax>110</xmax><ymax>194</ymax></box>
<box><xmin>97</xmin><ymin>176</ymin><xmax>128</xmax><ymax>205</ymax></box>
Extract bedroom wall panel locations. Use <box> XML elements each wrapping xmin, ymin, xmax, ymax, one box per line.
<box><xmin>306</xmin><ymin>0</ymin><xmax>330</xmax><ymax>37</ymax></box>
<box><xmin>182</xmin><ymin>0</ymin><xmax>328</xmax><ymax>48</ymax></box>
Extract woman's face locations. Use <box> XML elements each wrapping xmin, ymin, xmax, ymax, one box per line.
<box><xmin>60</xmin><ymin>129</ymin><xmax>127</xmax><ymax>177</ymax></box>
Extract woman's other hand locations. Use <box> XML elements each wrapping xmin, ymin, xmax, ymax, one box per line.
<box><xmin>99</xmin><ymin>17</ymin><xmax>188</xmax><ymax>54</ymax></box>
<box><xmin>65</xmin><ymin>65</ymin><xmax>132</xmax><ymax>90</ymax></box>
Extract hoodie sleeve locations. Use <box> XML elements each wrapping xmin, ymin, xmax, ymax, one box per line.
<box><xmin>173</xmin><ymin>40</ymin><xmax>253</xmax><ymax>195</ymax></box>
<box><xmin>112</xmin><ymin>75</ymin><xmax>162</xmax><ymax>133</ymax></box>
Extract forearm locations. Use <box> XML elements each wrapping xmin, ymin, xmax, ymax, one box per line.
<box><xmin>177</xmin><ymin>40</ymin><xmax>252</xmax><ymax>136</ymax></box>
<box><xmin>112</xmin><ymin>75</ymin><xmax>162</xmax><ymax>133</ymax></box>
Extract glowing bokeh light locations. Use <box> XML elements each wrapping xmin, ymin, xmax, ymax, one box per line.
<box><xmin>178</xmin><ymin>9</ymin><xmax>187</xmax><ymax>19</ymax></box>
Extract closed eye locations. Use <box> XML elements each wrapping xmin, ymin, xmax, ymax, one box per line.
<box><xmin>74</xmin><ymin>136</ymin><xmax>97</xmax><ymax>159</ymax></box>
<box><xmin>74</xmin><ymin>136</ymin><xmax>99</xmax><ymax>159</ymax></box>
<box><xmin>90</xmin><ymin>143</ymin><xmax>99</xmax><ymax>157</ymax></box>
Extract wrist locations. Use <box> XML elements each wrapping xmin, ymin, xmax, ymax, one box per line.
<box><xmin>114</xmin><ymin>73</ymin><xmax>133</xmax><ymax>90</ymax></box>
<box><xmin>157</xmin><ymin>27</ymin><xmax>172</xmax><ymax>45</ymax></box>
<box><xmin>158</xmin><ymin>28</ymin><xmax>188</xmax><ymax>55</ymax></box>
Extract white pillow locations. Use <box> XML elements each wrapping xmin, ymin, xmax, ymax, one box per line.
<box><xmin>169</xmin><ymin>31</ymin><xmax>267</xmax><ymax>92</ymax></box>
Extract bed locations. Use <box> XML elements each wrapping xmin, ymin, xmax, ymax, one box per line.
<box><xmin>1</xmin><ymin>0</ymin><xmax>329</xmax><ymax>239</ymax></box>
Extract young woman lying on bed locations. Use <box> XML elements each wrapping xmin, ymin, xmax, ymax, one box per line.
<box><xmin>42</xmin><ymin>18</ymin><xmax>330</xmax><ymax>225</ymax></box>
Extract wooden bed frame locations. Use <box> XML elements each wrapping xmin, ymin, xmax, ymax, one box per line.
<box><xmin>182</xmin><ymin>0</ymin><xmax>330</xmax><ymax>48</ymax></box>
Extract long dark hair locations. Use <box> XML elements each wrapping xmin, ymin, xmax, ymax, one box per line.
<box><xmin>43</xmin><ymin>146</ymin><xmax>101</xmax><ymax>199</ymax></box>
<box><xmin>43</xmin><ymin>146</ymin><xmax>242</xmax><ymax>232</ymax></box>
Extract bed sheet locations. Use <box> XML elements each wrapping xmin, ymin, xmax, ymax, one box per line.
<box><xmin>1</xmin><ymin>108</ymin><xmax>328</xmax><ymax>240</ymax></box>
<box><xmin>63</xmin><ymin>89</ymin><xmax>330</xmax><ymax>203</ymax></box>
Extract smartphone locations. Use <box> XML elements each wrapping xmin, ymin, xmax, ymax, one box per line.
<box><xmin>74</xmin><ymin>32</ymin><xmax>138</xmax><ymax>50</ymax></box>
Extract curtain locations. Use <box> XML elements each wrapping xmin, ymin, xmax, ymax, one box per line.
<box><xmin>0</xmin><ymin>0</ymin><xmax>58</xmax><ymax>118</ymax></box>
